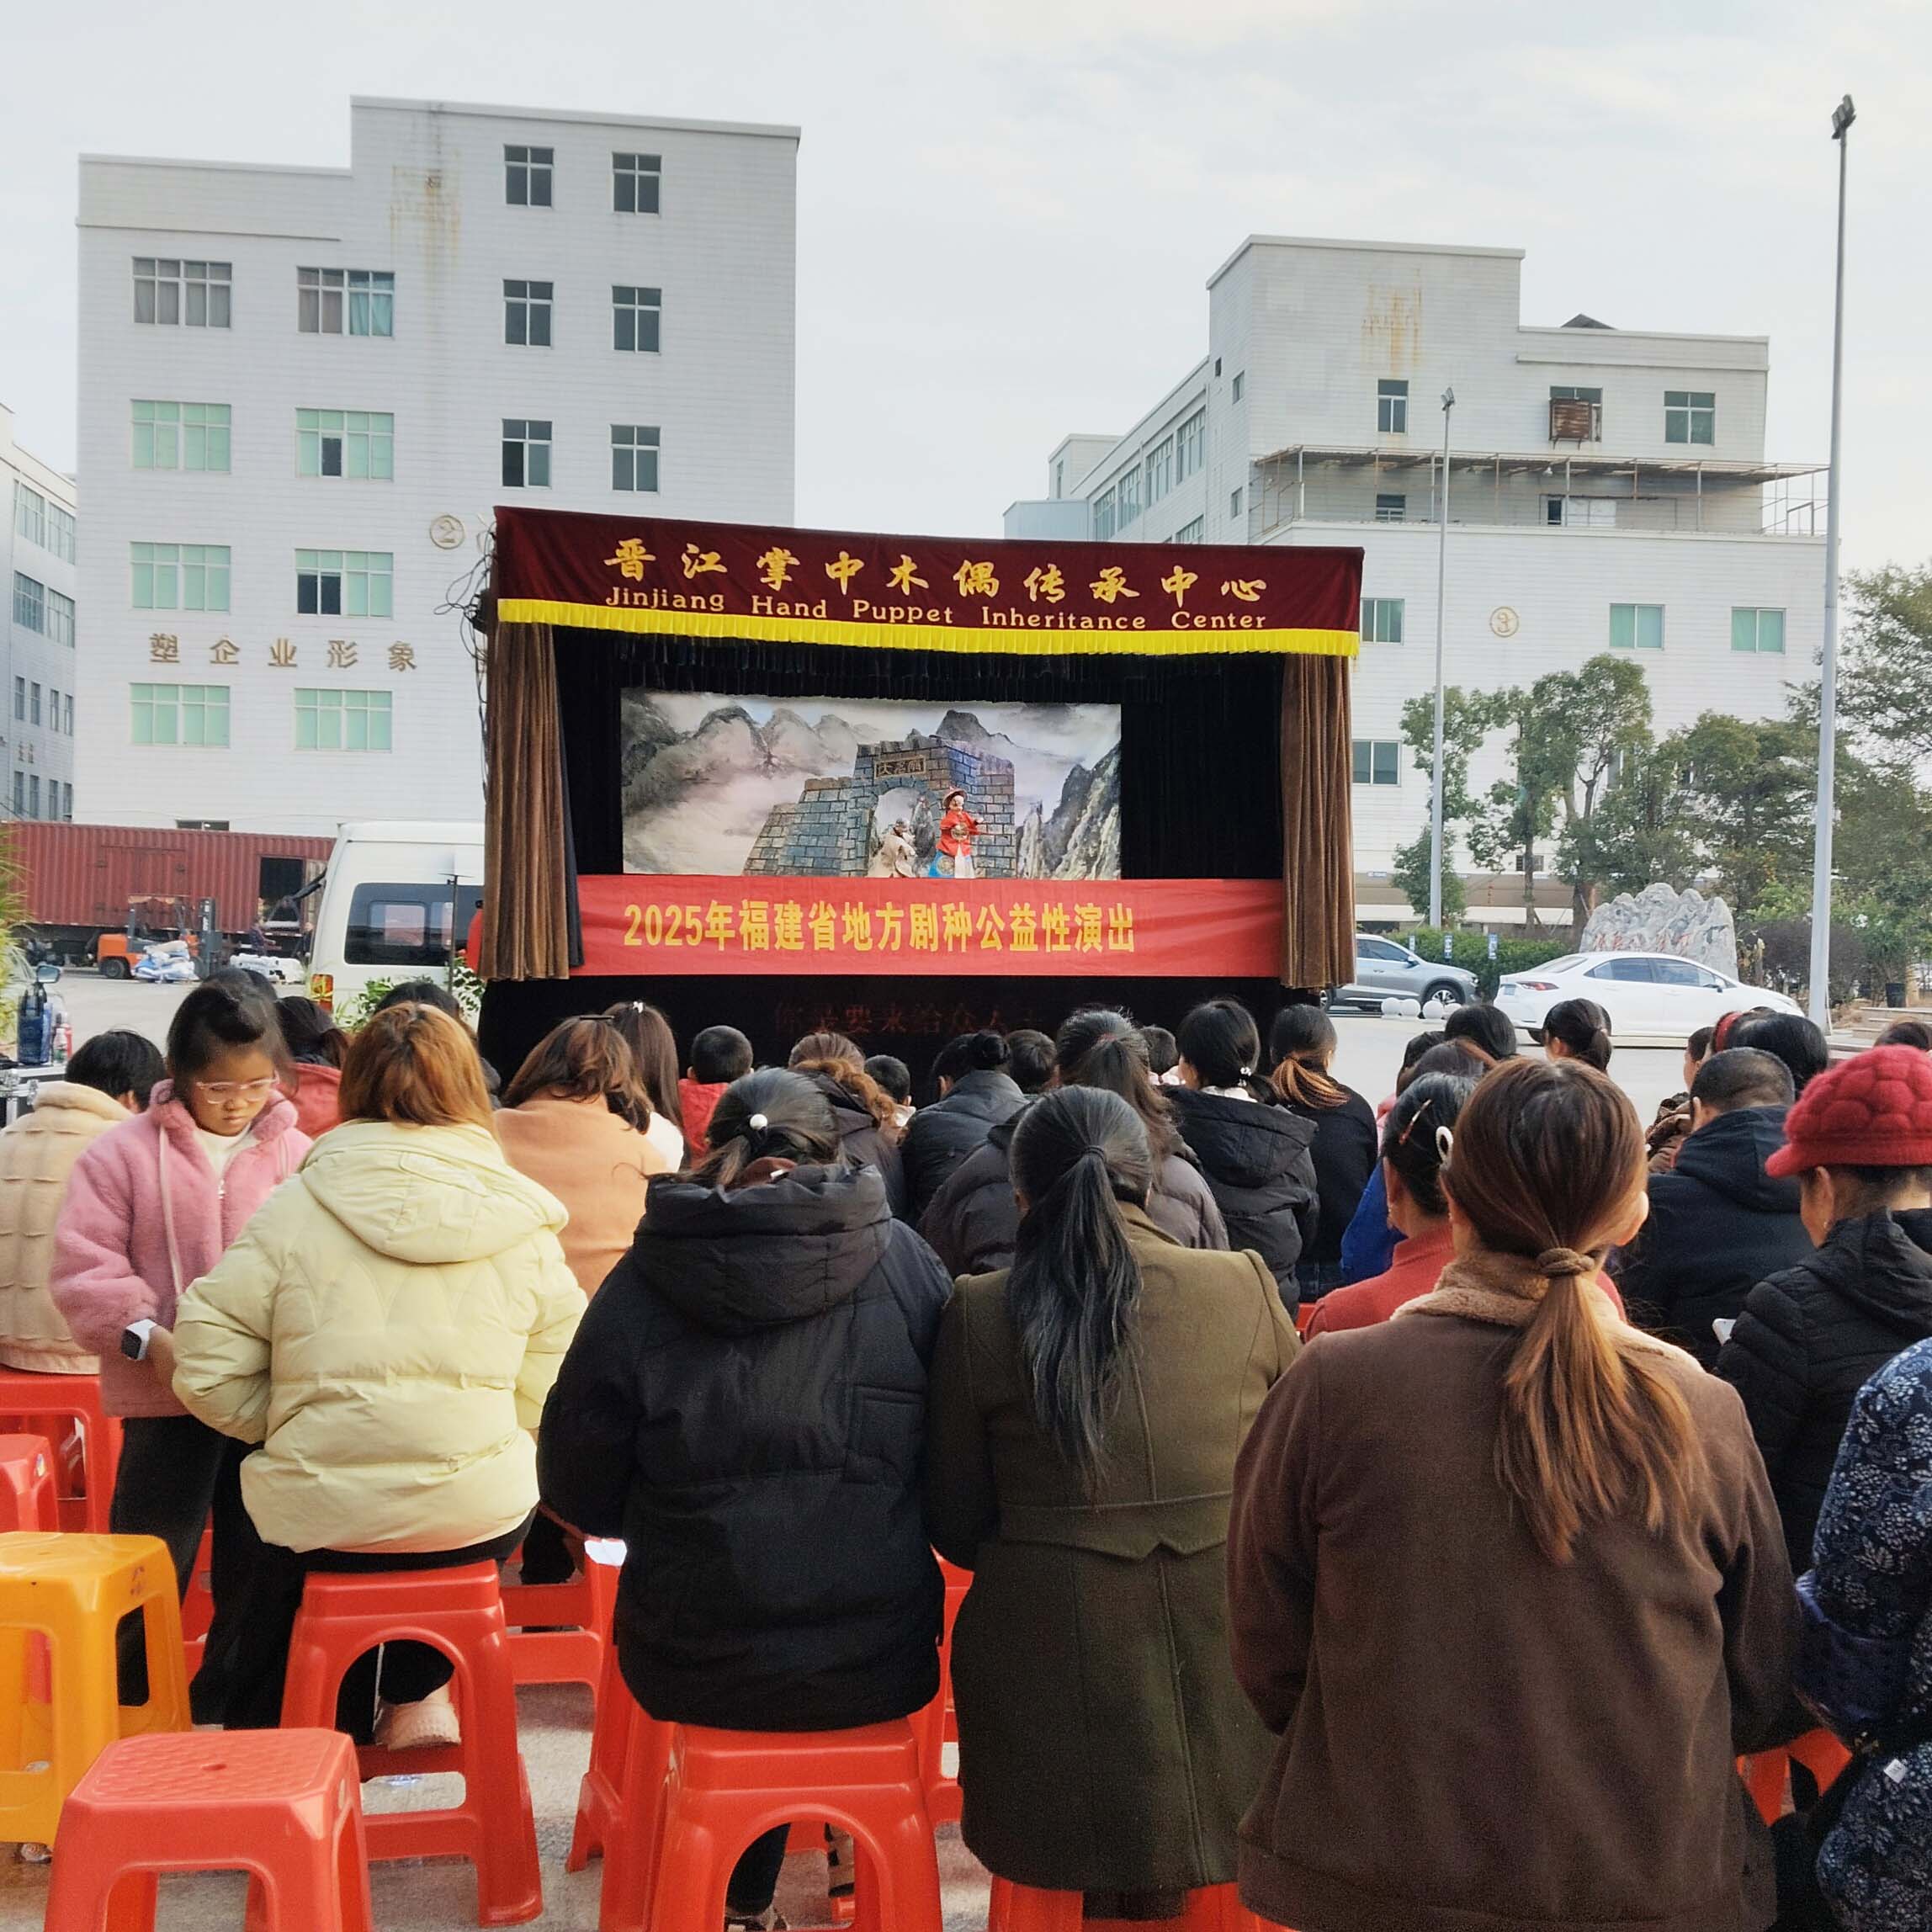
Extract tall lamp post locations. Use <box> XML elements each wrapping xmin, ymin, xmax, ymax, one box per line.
<box><xmin>1428</xmin><ymin>387</ymin><xmax>1456</xmax><ymax>929</ymax></box>
<box><xmin>1808</xmin><ymin>94</ymin><xmax>1855</xmax><ymax>1028</ymax></box>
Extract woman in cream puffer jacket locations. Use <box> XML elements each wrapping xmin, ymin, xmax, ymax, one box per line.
<box><xmin>171</xmin><ymin>1002</ymin><xmax>586</xmax><ymax>1736</ymax></box>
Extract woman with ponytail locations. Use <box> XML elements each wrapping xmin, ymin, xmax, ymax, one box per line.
<box><xmin>539</xmin><ymin>1068</ymin><xmax>951</xmax><ymax>1930</ymax></box>
<box><xmin>1268</xmin><ymin>1004</ymin><xmax>1378</xmax><ymax>1298</ymax></box>
<box><xmin>1229</xmin><ymin>1057</ymin><xmax>1800</xmax><ymax>1932</ymax></box>
<box><xmin>927</xmin><ymin>1086</ymin><xmax>1295</xmax><ymax>1917</ymax></box>
<box><xmin>1534</xmin><ymin>996</ymin><xmax>1614</xmax><ymax>1071</ymax></box>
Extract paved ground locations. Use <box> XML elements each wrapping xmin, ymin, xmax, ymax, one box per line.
<box><xmin>0</xmin><ymin>979</ymin><xmax>1689</xmax><ymax>1926</ymax></box>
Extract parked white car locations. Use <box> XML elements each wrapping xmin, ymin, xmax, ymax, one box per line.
<box><xmin>1495</xmin><ymin>952</ymin><xmax>1802</xmax><ymax>1045</ymax></box>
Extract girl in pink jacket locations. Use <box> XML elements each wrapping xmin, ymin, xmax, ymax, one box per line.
<box><xmin>51</xmin><ymin>975</ymin><xmax>310</xmax><ymax>1717</ymax></box>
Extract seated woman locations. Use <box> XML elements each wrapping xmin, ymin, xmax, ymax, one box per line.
<box><xmin>538</xmin><ymin>1068</ymin><xmax>951</xmax><ymax>1932</ymax></box>
<box><xmin>926</xmin><ymin>1085</ymin><xmax>1297</xmax><ymax>1919</ymax></box>
<box><xmin>788</xmin><ymin>1030</ymin><xmax>906</xmax><ymax>1216</ymax></box>
<box><xmin>171</xmin><ymin>1002</ymin><xmax>585</xmax><ymax>1744</ymax></box>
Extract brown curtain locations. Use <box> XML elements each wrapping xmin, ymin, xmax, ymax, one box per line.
<box><xmin>1279</xmin><ymin>655</ymin><xmax>1356</xmax><ymax>990</ymax></box>
<box><xmin>480</xmin><ymin>620</ymin><xmax>572</xmax><ymax>980</ymax></box>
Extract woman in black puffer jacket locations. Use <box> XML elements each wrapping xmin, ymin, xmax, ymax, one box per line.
<box><xmin>538</xmin><ymin>1068</ymin><xmax>950</xmax><ymax>1928</ymax></box>
<box><xmin>900</xmin><ymin>1031</ymin><xmax>1027</xmax><ymax>1219</ymax></box>
<box><xmin>788</xmin><ymin>1031</ymin><xmax>907</xmax><ymax>1216</ymax></box>
<box><xmin>1165</xmin><ymin>1000</ymin><xmax>1319</xmax><ymax>1314</ymax></box>
<box><xmin>920</xmin><ymin>1008</ymin><xmax>1229</xmax><ymax>1276</ymax></box>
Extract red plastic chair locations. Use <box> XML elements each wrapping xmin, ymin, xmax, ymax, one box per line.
<box><xmin>1741</xmin><ymin>1728</ymin><xmax>1855</xmax><ymax>1826</ymax></box>
<box><xmin>1293</xmin><ymin>1303</ymin><xmax>1318</xmax><ymax>1340</ymax></box>
<box><xmin>631</xmin><ymin>1720</ymin><xmax>942</xmax><ymax>1932</ymax></box>
<box><xmin>594</xmin><ymin>1694</ymin><xmax>679</xmax><ymax>1932</ymax></box>
<box><xmin>42</xmin><ymin>1728</ymin><xmax>373</xmax><ymax>1932</ymax></box>
<box><xmin>570</xmin><ymin>1635</ymin><xmax>651</xmax><ymax>1874</ymax></box>
<box><xmin>501</xmin><ymin>1542</ymin><xmax>618</xmax><ymax>1696</ymax></box>
<box><xmin>916</xmin><ymin>1559</ymin><xmax>971</xmax><ymax>1827</ymax></box>
<box><xmin>0</xmin><ymin>1371</ymin><xmax>122</xmax><ymax>1532</ymax></box>
<box><xmin>990</xmin><ymin>1878</ymin><xmax>1266</xmax><ymax>1931</ymax></box>
<box><xmin>0</xmin><ymin>1433</ymin><xmax>60</xmax><ymax>1531</ymax></box>
<box><xmin>279</xmin><ymin>1563</ymin><xmax>543</xmax><ymax>1928</ymax></box>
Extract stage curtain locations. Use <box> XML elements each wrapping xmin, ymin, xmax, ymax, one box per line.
<box><xmin>480</xmin><ymin>619</ymin><xmax>572</xmax><ymax>980</ymax></box>
<box><xmin>1280</xmin><ymin>655</ymin><xmax>1355</xmax><ymax>990</ymax></box>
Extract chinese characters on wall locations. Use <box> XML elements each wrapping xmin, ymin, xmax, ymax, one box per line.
<box><xmin>147</xmin><ymin>634</ymin><xmax>418</xmax><ymax>671</ymax></box>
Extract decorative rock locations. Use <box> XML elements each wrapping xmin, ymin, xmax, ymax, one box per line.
<box><xmin>1580</xmin><ymin>884</ymin><xmax>1738</xmax><ymax>974</ymax></box>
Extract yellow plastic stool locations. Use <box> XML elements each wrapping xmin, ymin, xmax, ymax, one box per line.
<box><xmin>0</xmin><ymin>1531</ymin><xmax>190</xmax><ymax>1846</ymax></box>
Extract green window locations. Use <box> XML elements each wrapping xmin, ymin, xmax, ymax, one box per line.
<box><xmin>131</xmin><ymin>543</ymin><xmax>230</xmax><ymax>611</ymax></box>
<box><xmin>131</xmin><ymin>682</ymin><xmax>229</xmax><ymax>746</ymax></box>
<box><xmin>1731</xmin><ymin>608</ymin><xmax>1786</xmax><ymax>654</ymax></box>
<box><xmin>133</xmin><ymin>401</ymin><xmax>230</xmax><ymax>471</ymax></box>
<box><xmin>1609</xmin><ymin>602</ymin><xmax>1664</xmax><ymax>650</ymax></box>
<box><xmin>295</xmin><ymin>687</ymin><xmax>392</xmax><ymax>751</ymax></box>
<box><xmin>1664</xmin><ymin>390</ymin><xmax>1715</xmax><ymax>445</ymax></box>
<box><xmin>297</xmin><ymin>410</ymin><xmax>395</xmax><ymax>479</ymax></box>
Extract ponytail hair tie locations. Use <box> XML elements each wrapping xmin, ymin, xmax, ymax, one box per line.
<box><xmin>1535</xmin><ymin>1246</ymin><xmax>1595</xmax><ymax>1279</ymax></box>
<box><xmin>1435</xmin><ymin>1123</ymin><xmax>1455</xmax><ymax>1164</ymax></box>
<box><xmin>747</xmin><ymin>1112</ymin><xmax>769</xmax><ymax>1132</ymax></box>
<box><xmin>1239</xmin><ymin>1065</ymin><xmax>1255</xmax><ymax>1079</ymax></box>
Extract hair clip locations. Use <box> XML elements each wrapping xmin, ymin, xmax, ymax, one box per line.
<box><xmin>748</xmin><ymin>1112</ymin><xmax>769</xmax><ymax>1132</ymax></box>
<box><xmin>1239</xmin><ymin>1065</ymin><xmax>1255</xmax><ymax>1079</ymax></box>
<box><xmin>1395</xmin><ymin>1097</ymin><xmax>1432</xmax><ymax>1146</ymax></box>
<box><xmin>1435</xmin><ymin>1124</ymin><xmax>1455</xmax><ymax>1164</ymax></box>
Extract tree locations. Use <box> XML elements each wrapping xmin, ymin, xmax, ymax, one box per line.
<box><xmin>1548</xmin><ymin>656</ymin><xmax>1654</xmax><ymax>934</ymax></box>
<box><xmin>1839</xmin><ymin>564</ymin><xmax>1932</xmax><ymax>770</ymax></box>
<box><xmin>1562</xmin><ymin>740</ymin><xmax>1697</xmax><ymax>903</ymax></box>
<box><xmin>1664</xmin><ymin>711</ymin><xmax>1816</xmax><ymax>923</ymax></box>
<box><xmin>1393</xmin><ymin>685</ymin><xmax>1500</xmax><ymax>921</ymax></box>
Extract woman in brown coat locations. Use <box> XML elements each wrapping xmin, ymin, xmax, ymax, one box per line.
<box><xmin>1229</xmin><ymin>1058</ymin><xmax>1801</xmax><ymax>1932</ymax></box>
<box><xmin>926</xmin><ymin>1086</ymin><xmax>1296</xmax><ymax>1916</ymax></box>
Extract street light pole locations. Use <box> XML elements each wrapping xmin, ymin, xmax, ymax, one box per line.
<box><xmin>1429</xmin><ymin>387</ymin><xmax>1455</xmax><ymax>929</ymax></box>
<box><xmin>1808</xmin><ymin>94</ymin><xmax>1855</xmax><ymax>1028</ymax></box>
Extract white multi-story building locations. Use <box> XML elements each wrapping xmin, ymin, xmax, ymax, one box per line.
<box><xmin>3</xmin><ymin>404</ymin><xmax>78</xmax><ymax>824</ymax></box>
<box><xmin>77</xmin><ymin>97</ymin><xmax>798</xmax><ymax>836</ymax></box>
<box><xmin>1007</xmin><ymin>236</ymin><xmax>1827</xmax><ymax>923</ymax></box>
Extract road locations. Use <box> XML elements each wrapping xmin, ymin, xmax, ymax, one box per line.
<box><xmin>50</xmin><ymin>971</ymin><xmax>1689</xmax><ymax>1122</ymax></box>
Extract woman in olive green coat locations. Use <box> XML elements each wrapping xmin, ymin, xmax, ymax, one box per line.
<box><xmin>926</xmin><ymin>1085</ymin><xmax>1297</xmax><ymax>1915</ymax></box>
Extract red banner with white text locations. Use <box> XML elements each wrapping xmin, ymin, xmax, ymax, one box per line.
<box><xmin>571</xmin><ymin>875</ymin><xmax>1285</xmax><ymax>978</ymax></box>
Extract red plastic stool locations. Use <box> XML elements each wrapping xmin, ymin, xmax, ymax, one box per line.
<box><xmin>42</xmin><ymin>1728</ymin><xmax>373</xmax><ymax>1931</ymax></box>
<box><xmin>990</xmin><ymin>1878</ymin><xmax>1265</xmax><ymax>1932</ymax></box>
<box><xmin>1740</xmin><ymin>1728</ymin><xmax>1854</xmax><ymax>1826</ymax></box>
<box><xmin>595</xmin><ymin>1696</ymin><xmax>678</xmax><ymax>1932</ymax></box>
<box><xmin>570</xmin><ymin>1636</ymin><xmax>651</xmax><ymax>1873</ymax></box>
<box><xmin>502</xmin><ymin>1543</ymin><xmax>618</xmax><ymax>1696</ymax></box>
<box><xmin>634</xmin><ymin>1721</ymin><xmax>942</xmax><ymax>1932</ymax></box>
<box><xmin>279</xmin><ymin>1563</ymin><xmax>543</xmax><ymax>1927</ymax></box>
<box><xmin>0</xmin><ymin>1434</ymin><xmax>60</xmax><ymax>1531</ymax></box>
<box><xmin>916</xmin><ymin>1559</ymin><xmax>970</xmax><ymax>1827</ymax></box>
<box><xmin>0</xmin><ymin>1371</ymin><xmax>121</xmax><ymax>1532</ymax></box>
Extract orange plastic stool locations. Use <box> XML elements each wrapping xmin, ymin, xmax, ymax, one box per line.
<box><xmin>279</xmin><ymin>1563</ymin><xmax>542</xmax><ymax>1926</ymax></box>
<box><xmin>916</xmin><ymin>1559</ymin><xmax>970</xmax><ymax>1827</ymax></box>
<box><xmin>0</xmin><ymin>1434</ymin><xmax>60</xmax><ymax>1531</ymax></box>
<box><xmin>0</xmin><ymin>1532</ymin><xmax>189</xmax><ymax>1847</ymax></box>
<box><xmin>570</xmin><ymin>1635</ymin><xmax>646</xmax><ymax>1872</ymax></box>
<box><xmin>1293</xmin><ymin>1303</ymin><xmax>1318</xmax><ymax>1340</ymax></box>
<box><xmin>42</xmin><ymin>1727</ymin><xmax>374</xmax><ymax>1931</ymax></box>
<box><xmin>636</xmin><ymin>1721</ymin><xmax>942</xmax><ymax>1932</ymax></box>
<box><xmin>1741</xmin><ymin>1728</ymin><xmax>1855</xmax><ymax>1826</ymax></box>
<box><xmin>990</xmin><ymin>1878</ymin><xmax>1265</xmax><ymax>1932</ymax></box>
<box><xmin>502</xmin><ymin>1543</ymin><xmax>618</xmax><ymax>1696</ymax></box>
<box><xmin>594</xmin><ymin>1696</ymin><xmax>678</xmax><ymax>1932</ymax></box>
<box><xmin>0</xmin><ymin>1371</ymin><xmax>122</xmax><ymax>1533</ymax></box>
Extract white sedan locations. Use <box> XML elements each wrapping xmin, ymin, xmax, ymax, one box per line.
<box><xmin>1494</xmin><ymin>952</ymin><xmax>1802</xmax><ymax>1046</ymax></box>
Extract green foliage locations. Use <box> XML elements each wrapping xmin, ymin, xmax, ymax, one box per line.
<box><xmin>1562</xmin><ymin>740</ymin><xmax>1699</xmax><ymax>904</ymax></box>
<box><xmin>1839</xmin><ymin>565</ymin><xmax>1932</xmax><ymax>771</ymax></box>
<box><xmin>332</xmin><ymin>960</ymin><xmax>484</xmax><ymax>1032</ymax></box>
<box><xmin>1392</xmin><ymin>827</ymin><xmax>1464</xmax><ymax>922</ymax></box>
<box><xmin>1405</xmin><ymin>926</ymin><xmax>1579</xmax><ymax>1000</ymax></box>
<box><xmin>1394</xmin><ymin>686</ymin><xmax>1495</xmax><ymax>921</ymax></box>
<box><xmin>1662</xmin><ymin>710</ymin><xmax>1817</xmax><ymax>923</ymax></box>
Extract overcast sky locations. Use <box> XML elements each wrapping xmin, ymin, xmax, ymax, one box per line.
<box><xmin>3</xmin><ymin>0</ymin><xmax>1924</xmax><ymax>571</ymax></box>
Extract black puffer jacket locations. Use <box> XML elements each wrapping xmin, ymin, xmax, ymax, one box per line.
<box><xmin>1716</xmin><ymin>1208</ymin><xmax>1932</xmax><ymax>1569</ymax></box>
<box><xmin>1163</xmin><ymin>1088</ymin><xmax>1318</xmax><ymax>1311</ymax></box>
<box><xmin>803</xmin><ymin>1070</ymin><xmax>906</xmax><ymax>1218</ymax></box>
<box><xmin>1610</xmin><ymin>1106</ymin><xmax>1814</xmax><ymax>1368</ymax></box>
<box><xmin>536</xmin><ymin>1162</ymin><xmax>949</xmax><ymax>1729</ymax></box>
<box><xmin>918</xmin><ymin>1106</ymin><xmax>1229</xmax><ymax>1278</ymax></box>
<box><xmin>1276</xmin><ymin>1089</ymin><xmax>1378</xmax><ymax>1272</ymax></box>
<box><xmin>900</xmin><ymin>1069</ymin><xmax>1026</xmax><ymax>1221</ymax></box>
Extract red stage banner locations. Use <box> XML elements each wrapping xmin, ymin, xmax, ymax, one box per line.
<box><xmin>492</xmin><ymin>507</ymin><xmax>1361</xmax><ymax>660</ymax></box>
<box><xmin>571</xmin><ymin>875</ymin><xmax>1286</xmax><ymax>978</ymax></box>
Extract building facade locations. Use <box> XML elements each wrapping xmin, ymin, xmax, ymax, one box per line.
<box><xmin>78</xmin><ymin>98</ymin><xmax>797</xmax><ymax>836</ymax></box>
<box><xmin>1006</xmin><ymin>236</ymin><xmax>1826</xmax><ymax>923</ymax></box>
<box><xmin>3</xmin><ymin>404</ymin><xmax>78</xmax><ymax>824</ymax></box>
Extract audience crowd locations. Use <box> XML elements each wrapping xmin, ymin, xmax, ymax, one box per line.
<box><xmin>1</xmin><ymin>969</ymin><xmax>1929</xmax><ymax>1930</ymax></box>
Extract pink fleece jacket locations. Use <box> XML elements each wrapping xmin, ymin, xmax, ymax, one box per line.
<box><xmin>49</xmin><ymin>1082</ymin><xmax>310</xmax><ymax>1418</ymax></box>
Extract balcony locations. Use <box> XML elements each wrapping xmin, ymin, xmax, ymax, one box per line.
<box><xmin>1249</xmin><ymin>444</ymin><xmax>1828</xmax><ymax>538</ymax></box>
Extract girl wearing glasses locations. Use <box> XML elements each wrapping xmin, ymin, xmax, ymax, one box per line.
<box><xmin>51</xmin><ymin>973</ymin><xmax>310</xmax><ymax>1719</ymax></box>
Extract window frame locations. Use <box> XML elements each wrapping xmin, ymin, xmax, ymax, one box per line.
<box><xmin>503</xmin><ymin>279</ymin><xmax>554</xmax><ymax>348</ymax></box>
<box><xmin>1609</xmin><ymin>602</ymin><xmax>1665</xmax><ymax>650</ymax></box>
<box><xmin>130</xmin><ymin>543</ymin><xmax>231</xmax><ymax>613</ymax></box>
<box><xmin>1175</xmin><ymin>409</ymin><xmax>1205</xmax><ymax>481</ymax></box>
<box><xmin>501</xmin><ymin>419</ymin><xmax>553</xmax><ymax>491</ymax></box>
<box><xmin>1731</xmin><ymin>607</ymin><xmax>1786</xmax><ymax>655</ymax></box>
<box><xmin>611</xmin><ymin>424</ymin><xmax>661</xmax><ymax>493</ymax></box>
<box><xmin>130</xmin><ymin>681</ymin><xmax>231</xmax><ymax>748</ymax></box>
<box><xmin>1664</xmin><ymin>390</ymin><xmax>1716</xmax><ymax>445</ymax></box>
<box><xmin>295</xmin><ymin>686</ymin><xmax>394</xmax><ymax>753</ymax></box>
<box><xmin>296</xmin><ymin>408</ymin><xmax>395</xmax><ymax>480</ymax></box>
<box><xmin>505</xmin><ymin>145</ymin><xmax>555</xmax><ymax>208</ymax></box>
<box><xmin>1377</xmin><ymin>379</ymin><xmax>1409</xmax><ymax>434</ymax></box>
<box><xmin>12</xmin><ymin>573</ymin><xmax>45</xmax><ymax>634</ymax></box>
<box><xmin>298</xmin><ymin>267</ymin><xmax>395</xmax><ymax>337</ymax></box>
<box><xmin>1173</xmin><ymin>516</ymin><xmax>1204</xmax><ymax>544</ymax></box>
<box><xmin>133</xmin><ymin>257</ymin><xmax>231</xmax><ymax>328</ymax></box>
<box><xmin>1374</xmin><ymin>492</ymin><xmax>1407</xmax><ymax>523</ymax></box>
<box><xmin>1351</xmin><ymin>739</ymin><xmax>1402</xmax><ymax>787</ymax></box>
<box><xmin>613</xmin><ymin>151</ymin><xmax>662</xmax><ymax>214</ymax></box>
<box><xmin>1092</xmin><ymin>487</ymin><xmax>1117</xmax><ymax>541</ymax></box>
<box><xmin>294</xmin><ymin>549</ymin><xmax>394</xmax><ymax>619</ymax></box>
<box><xmin>1115</xmin><ymin>464</ymin><xmax>1142</xmax><ymax>528</ymax></box>
<box><xmin>1230</xmin><ymin>371</ymin><xmax>1245</xmax><ymax>403</ymax></box>
<box><xmin>612</xmin><ymin>284</ymin><xmax>662</xmax><ymax>353</ymax></box>
<box><xmin>1361</xmin><ymin>596</ymin><xmax>1405</xmax><ymax>644</ymax></box>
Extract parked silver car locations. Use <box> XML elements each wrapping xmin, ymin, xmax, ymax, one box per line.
<box><xmin>1327</xmin><ymin>934</ymin><xmax>1478</xmax><ymax>1012</ymax></box>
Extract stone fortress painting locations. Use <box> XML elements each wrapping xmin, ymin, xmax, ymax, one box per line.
<box><xmin>621</xmin><ymin>692</ymin><xmax>1122</xmax><ymax>881</ymax></box>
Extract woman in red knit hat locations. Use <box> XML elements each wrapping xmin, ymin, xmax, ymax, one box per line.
<box><xmin>1716</xmin><ymin>1043</ymin><xmax>1932</xmax><ymax>1571</ymax></box>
